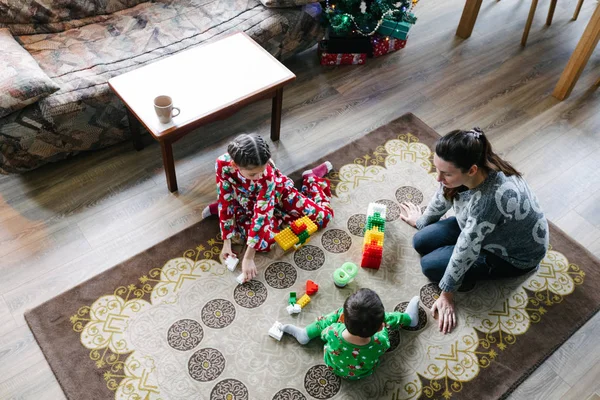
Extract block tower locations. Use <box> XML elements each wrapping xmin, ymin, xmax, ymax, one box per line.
<box><xmin>361</xmin><ymin>203</ymin><xmax>386</xmax><ymax>269</ymax></box>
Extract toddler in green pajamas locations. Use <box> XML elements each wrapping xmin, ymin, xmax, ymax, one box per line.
<box><xmin>281</xmin><ymin>288</ymin><xmax>420</xmax><ymax>379</ymax></box>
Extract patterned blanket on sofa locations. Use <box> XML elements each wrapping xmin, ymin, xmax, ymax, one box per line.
<box><xmin>0</xmin><ymin>0</ymin><xmax>323</xmax><ymax>173</ymax></box>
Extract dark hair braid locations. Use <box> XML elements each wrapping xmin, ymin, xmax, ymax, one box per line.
<box><xmin>227</xmin><ymin>133</ymin><xmax>271</xmax><ymax>168</ymax></box>
<box><xmin>436</xmin><ymin>128</ymin><xmax>521</xmax><ymax>200</ymax></box>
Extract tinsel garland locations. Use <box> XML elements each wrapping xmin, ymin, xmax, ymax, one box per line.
<box><xmin>325</xmin><ymin>0</ymin><xmax>419</xmax><ymax>37</ymax></box>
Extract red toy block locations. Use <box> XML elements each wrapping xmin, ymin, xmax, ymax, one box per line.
<box><xmin>361</xmin><ymin>240</ymin><xmax>383</xmax><ymax>269</ymax></box>
<box><xmin>291</xmin><ymin>222</ymin><xmax>307</xmax><ymax>235</ymax></box>
<box><xmin>306</xmin><ymin>280</ymin><xmax>319</xmax><ymax>295</ymax></box>
<box><xmin>361</xmin><ymin>252</ymin><xmax>381</xmax><ymax>269</ymax></box>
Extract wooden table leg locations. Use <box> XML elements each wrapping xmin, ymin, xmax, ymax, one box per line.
<box><xmin>522</xmin><ymin>0</ymin><xmax>539</xmax><ymax>47</ymax></box>
<box><xmin>126</xmin><ymin>109</ymin><xmax>144</xmax><ymax>151</ymax></box>
<box><xmin>456</xmin><ymin>0</ymin><xmax>483</xmax><ymax>39</ymax></box>
<box><xmin>271</xmin><ymin>87</ymin><xmax>283</xmax><ymax>142</ymax></box>
<box><xmin>546</xmin><ymin>0</ymin><xmax>557</xmax><ymax>26</ymax></box>
<box><xmin>160</xmin><ymin>140</ymin><xmax>178</xmax><ymax>192</ymax></box>
<box><xmin>552</xmin><ymin>3</ymin><xmax>600</xmax><ymax>100</ymax></box>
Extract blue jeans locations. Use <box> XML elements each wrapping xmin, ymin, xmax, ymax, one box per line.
<box><xmin>413</xmin><ymin>217</ymin><xmax>535</xmax><ymax>287</ymax></box>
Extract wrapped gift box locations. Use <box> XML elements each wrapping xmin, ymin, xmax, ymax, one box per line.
<box><xmin>377</xmin><ymin>19</ymin><xmax>412</xmax><ymax>40</ymax></box>
<box><xmin>402</xmin><ymin>12</ymin><xmax>418</xmax><ymax>25</ymax></box>
<box><xmin>370</xmin><ymin>35</ymin><xmax>407</xmax><ymax>57</ymax></box>
<box><xmin>325</xmin><ymin>29</ymin><xmax>373</xmax><ymax>56</ymax></box>
<box><xmin>318</xmin><ymin>41</ymin><xmax>367</xmax><ymax>65</ymax></box>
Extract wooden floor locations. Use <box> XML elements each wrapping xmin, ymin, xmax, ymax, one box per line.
<box><xmin>1</xmin><ymin>0</ymin><xmax>599</xmax><ymax>398</ymax></box>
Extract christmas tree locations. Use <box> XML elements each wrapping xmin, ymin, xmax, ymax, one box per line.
<box><xmin>324</xmin><ymin>0</ymin><xmax>418</xmax><ymax>38</ymax></box>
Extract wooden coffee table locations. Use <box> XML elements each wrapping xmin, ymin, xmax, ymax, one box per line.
<box><xmin>108</xmin><ymin>32</ymin><xmax>296</xmax><ymax>192</ymax></box>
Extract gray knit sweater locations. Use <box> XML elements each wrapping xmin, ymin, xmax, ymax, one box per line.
<box><xmin>416</xmin><ymin>171</ymin><xmax>549</xmax><ymax>292</ymax></box>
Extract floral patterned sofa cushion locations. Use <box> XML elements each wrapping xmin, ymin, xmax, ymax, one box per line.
<box><xmin>0</xmin><ymin>0</ymin><xmax>149</xmax><ymax>27</ymax></box>
<box><xmin>0</xmin><ymin>29</ymin><xmax>60</xmax><ymax>119</ymax></box>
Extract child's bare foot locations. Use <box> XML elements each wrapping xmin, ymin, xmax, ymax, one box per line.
<box><xmin>303</xmin><ymin>161</ymin><xmax>333</xmax><ymax>178</ymax></box>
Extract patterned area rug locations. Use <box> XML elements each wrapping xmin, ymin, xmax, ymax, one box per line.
<box><xmin>26</xmin><ymin>113</ymin><xmax>600</xmax><ymax>400</ymax></box>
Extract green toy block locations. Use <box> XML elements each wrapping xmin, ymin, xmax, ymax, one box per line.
<box><xmin>297</xmin><ymin>230</ymin><xmax>310</xmax><ymax>244</ymax></box>
<box><xmin>289</xmin><ymin>292</ymin><xmax>297</xmax><ymax>305</ymax></box>
<box><xmin>366</xmin><ymin>214</ymin><xmax>386</xmax><ymax>232</ymax></box>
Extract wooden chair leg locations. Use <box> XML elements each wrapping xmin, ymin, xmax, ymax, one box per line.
<box><xmin>573</xmin><ymin>0</ymin><xmax>584</xmax><ymax>20</ymax></box>
<box><xmin>522</xmin><ymin>0</ymin><xmax>539</xmax><ymax>46</ymax></box>
<box><xmin>547</xmin><ymin>0</ymin><xmax>558</xmax><ymax>25</ymax></box>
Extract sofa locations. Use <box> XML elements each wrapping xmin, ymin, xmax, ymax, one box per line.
<box><xmin>0</xmin><ymin>0</ymin><xmax>324</xmax><ymax>173</ymax></box>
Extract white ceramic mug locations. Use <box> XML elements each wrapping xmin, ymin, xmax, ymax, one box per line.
<box><xmin>154</xmin><ymin>95</ymin><xmax>180</xmax><ymax>124</ymax></box>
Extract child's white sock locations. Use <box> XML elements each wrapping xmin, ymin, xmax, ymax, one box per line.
<box><xmin>406</xmin><ymin>296</ymin><xmax>420</xmax><ymax>327</ymax></box>
<box><xmin>281</xmin><ymin>324</ymin><xmax>310</xmax><ymax>344</ymax></box>
<box><xmin>201</xmin><ymin>202</ymin><xmax>218</xmax><ymax>219</ymax></box>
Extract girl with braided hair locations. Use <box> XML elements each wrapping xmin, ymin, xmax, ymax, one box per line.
<box><xmin>203</xmin><ymin>133</ymin><xmax>334</xmax><ymax>281</ymax></box>
<box><xmin>399</xmin><ymin>128</ymin><xmax>549</xmax><ymax>334</ymax></box>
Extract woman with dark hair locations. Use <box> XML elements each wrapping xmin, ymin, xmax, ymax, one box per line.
<box><xmin>400</xmin><ymin>128</ymin><xmax>549</xmax><ymax>334</ymax></box>
<box><xmin>203</xmin><ymin>133</ymin><xmax>334</xmax><ymax>282</ymax></box>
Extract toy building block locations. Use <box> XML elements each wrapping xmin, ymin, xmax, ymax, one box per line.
<box><xmin>291</xmin><ymin>222</ymin><xmax>307</xmax><ymax>235</ymax></box>
<box><xmin>361</xmin><ymin>253</ymin><xmax>382</xmax><ymax>269</ymax></box>
<box><xmin>289</xmin><ymin>292</ymin><xmax>297</xmax><ymax>305</ymax></box>
<box><xmin>366</xmin><ymin>213</ymin><xmax>386</xmax><ymax>232</ymax></box>
<box><xmin>361</xmin><ymin>241</ymin><xmax>383</xmax><ymax>269</ymax></box>
<box><xmin>296</xmin><ymin>294</ymin><xmax>311</xmax><ymax>308</ymax></box>
<box><xmin>306</xmin><ymin>280</ymin><xmax>319</xmax><ymax>296</ymax></box>
<box><xmin>286</xmin><ymin>304</ymin><xmax>302</xmax><ymax>314</ymax></box>
<box><xmin>224</xmin><ymin>255</ymin><xmax>239</xmax><ymax>272</ymax></box>
<box><xmin>367</xmin><ymin>203</ymin><xmax>387</xmax><ymax>220</ymax></box>
<box><xmin>275</xmin><ymin>228</ymin><xmax>299</xmax><ymax>251</ymax></box>
<box><xmin>333</xmin><ymin>262</ymin><xmax>358</xmax><ymax>287</ymax></box>
<box><xmin>364</xmin><ymin>227</ymin><xmax>384</xmax><ymax>246</ymax></box>
<box><xmin>275</xmin><ymin>216</ymin><xmax>319</xmax><ymax>251</ymax></box>
<box><xmin>361</xmin><ymin>202</ymin><xmax>387</xmax><ymax>269</ymax></box>
<box><xmin>269</xmin><ymin>321</ymin><xmax>284</xmax><ymax>341</ymax></box>
<box><xmin>236</xmin><ymin>273</ymin><xmax>246</xmax><ymax>285</ymax></box>
<box><xmin>295</xmin><ymin>216</ymin><xmax>318</xmax><ymax>234</ymax></box>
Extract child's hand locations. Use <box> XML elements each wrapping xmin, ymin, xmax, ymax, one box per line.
<box><xmin>242</xmin><ymin>258</ymin><xmax>258</xmax><ymax>281</ymax></box>
<box><xmin>220</xmin><ymin>239</ymin><xmax>235</xmax><ymax>262</ymax></box>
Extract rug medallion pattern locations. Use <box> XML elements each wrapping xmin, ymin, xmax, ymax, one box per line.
<box><xmin>69</xmin><ymin>133</ymin><xmax>585</xmax><ymax>399</ymax></box>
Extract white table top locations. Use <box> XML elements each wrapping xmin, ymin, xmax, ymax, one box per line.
<box><xmin>108</xmin><ymin>32</ymin><xmax>296</xmax><ymax>138</ymax></box>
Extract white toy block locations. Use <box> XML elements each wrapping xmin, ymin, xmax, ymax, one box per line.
<box><xmin>269</xmin><ymin>321</ymin><xmax>284</xmax><ymax>341</ymax></box>
<box><xmin>286</xmin><ymin>304</ymin><xmax>302</xmax><ymax>315</ymax></box>
<box><xmin>224</xmin><ymin>256</ymin><xmax>239</xmax><ymax>272</ymax></box>
<box><xmin>367</xmin><ymin>202</ymin><xmax>387</xmax><ymax>219</ymax></box>
<box><xmin>236</xmin><ymin>273</ymin><xmax>246</xmax><ymax>285</ymax></box>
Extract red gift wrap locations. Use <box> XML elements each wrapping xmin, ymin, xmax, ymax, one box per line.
<box><xmin>320</xmin><ymin>52</ymin><xmax>367</xmax><ymax>66</ymax></box>
<box><xmin>370</xmin><ymin>35</ymin><xmax>407</xmax><ymax>57</ymax></box>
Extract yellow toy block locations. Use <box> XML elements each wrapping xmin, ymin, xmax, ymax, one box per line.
<box><xmin>275</xmin><ymin>216</ymin><xmax>319</xmax><ymax>251</ymax></box>
<box><xmin>364</xmin><ymin>227</ymin><xmax>384</xmax><ymax>247</ymax></box>
<box><xmin>275</xmin><ymin>227</ymin><xmax>299</xmax><ymax>251</ymax></box>
<box><xmin>296</xmin><ymin>293</ymin><xmax>311</xmax><ymax>308</ymax></box>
